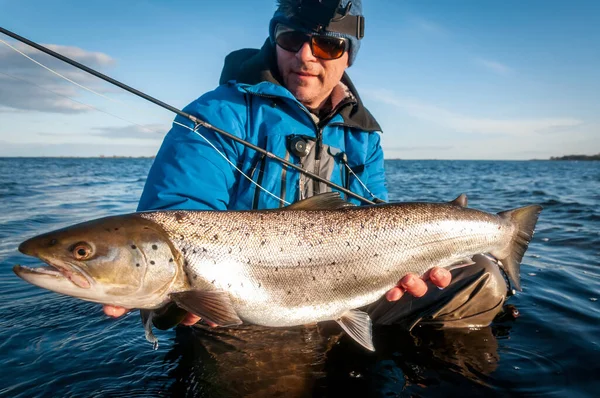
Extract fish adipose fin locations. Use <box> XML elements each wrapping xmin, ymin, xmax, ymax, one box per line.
<box><xmin>336</xmin><ymin>309</ymin><xmax>375</xmax><ymax>352</ymax></box>
<box><xmin>494</xmin><ymin>205</ymin><xmax>543</xmax><ymax>291</ymax></box>
<box><xmin>449</xmin><ymin>193</ymin><xmax>468</xmax><ymax>207</ymax></box>
<box><xmin>285</xmin><ymin>192</ymin><xmax>355</xmax><ymax>210</ymax></box>
<box><xmin>170</xmin><ymin>290</ymin><xmax>243</xmax><ymax>327</ymax></box>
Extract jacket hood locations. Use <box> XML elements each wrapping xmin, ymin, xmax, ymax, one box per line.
<box><xmin>219</xmin><ymin>39</ymin><xmax>382</xmax><ymax>133</ymax></box>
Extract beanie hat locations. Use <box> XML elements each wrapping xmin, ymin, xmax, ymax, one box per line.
<box><xmin>269</xmin><ymin>0</ymin><xmax>364</xmax><ymax>66</ymax></box>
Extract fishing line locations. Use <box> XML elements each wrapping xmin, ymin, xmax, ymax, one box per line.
<box><xmin>0</xmin><ymin>38</ymin><xmax>123</xmax><ymax>107</ymax></box>
<box><xmin>343</xmin><ymin>163</ymin><xmax>379</xmax><ymax>200</ymax></box>
<box><xmin>174</xmin><ymin>121</ymin><xmax>291</xmax><ymax>206</ymax></box>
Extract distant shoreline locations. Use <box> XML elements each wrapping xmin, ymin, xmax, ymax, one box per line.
<box><xmin>549</xmin><ymin>154</ymin><xmax>600</xmax><ymax>161</ymax></box>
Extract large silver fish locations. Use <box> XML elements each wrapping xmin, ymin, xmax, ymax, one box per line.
<box><xmin>14</xmin><ymin>193</ymin><xmax>541</xmax><ymax>351</ymax></box>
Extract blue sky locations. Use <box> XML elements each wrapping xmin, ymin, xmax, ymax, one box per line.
<box><xmin>0</xmin><ymin>0</ymin><xmax>598</xmax><ymax>159</ymax></box>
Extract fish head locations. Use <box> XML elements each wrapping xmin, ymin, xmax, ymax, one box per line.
<box><xmin>14</xmin><ymin>214</ymin><xmax>182</xmax><ymax>308</ymax></box>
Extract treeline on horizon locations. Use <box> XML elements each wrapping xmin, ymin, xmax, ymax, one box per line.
<box><xmin>549</xmin><ymin>154</ymin><xmax>600</xmax><ymax>161</ymax></box>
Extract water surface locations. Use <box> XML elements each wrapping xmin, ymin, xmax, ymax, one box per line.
<box><xmin>0</xmin><ymin>158</ymin><xmax>598</xmax><ymax>397</ymax></box>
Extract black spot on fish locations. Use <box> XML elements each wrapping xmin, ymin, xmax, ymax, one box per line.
<box><xmin>175</xmin><ymin>213</ymin><xmax>184</xmax><ymax>222</ymax></box>
<box><xmin>329</xmin><ymin>227</ymin><xmax>333</xmax><ymax>232</ymax></box>
<box><xmin>261</xmin><ymin>240</ymin><xmax>266</xmax><ymax>245</ymax></box>
<box><xmin>152</xmin><ymin>245</ymin><xmax>158</xmax><ymax>250</ymax></box>
<box><xmin>298</xmin><ymin>242</ymin><xmax>302</xmax><ymax>246</ymax></box>
<box><xmin>312</xmin><ymin>276</ymin><xmax>316</xmax><ymax>281</ymax></box>
<box><xmin>169</xmin><ymin>258</ymin><xmax>173</xmax><ymax>263</ymax></box>
<box><xmin>275</xmin><ymin>267</ymin><xmax>279</xmax><ymax>271</ymax></box>
<box><xmin>114</xmin><ymin>228</ymin><xmax>119</xmax><ymax>231</ymax></box>
<box><xmin>180</xmin><ymin>235</ymin><xmax>184</xmax><ymax>240</ymax></box>
<box><xmin>213</xmin><ymin>234</ymin><xmax>219</xmax><ymax>241</ymax></box>
<box><xmin>202</xmin><ymin>248</ymin><xmax>207</xmax><ymax>252</ymax></box>
<box><xmin>308</xmin><ymin>258</ymin><xmax>312</xmax><ymax>263</ymax></box>
<box><xmin>346</xmin><ymin>241</ymin><xmax>351</xmax><ymax>246</ymax></box>
<box><xmin>182</xmin><ymin>248</ymin><xmax>187</xmax><ymax>254</ymax></box>
<box><xmin>150</xmin><ymin>261</ymin><xmax>155</xmax><ymax>265</ymax></box>
<box><xmin>211</xmin><ymin>279</ymin><xmax>216</xmax><ymax>284</ymax></box>
<box><xmin>373</xmin><ymin>253</ymin><xmax>379</xmax><ymax>257</ymax></box>
<box><xmin>338</xmin><ymin>270</ymin><xmax>342</xmax><ymax>274</ymax></box>
<box><xmin>258</xmin><ymin>282</ymin><xmax>262</xmax><ymax>288</ymax></box>
<box><xmin>136</xmin><ymin>263</ymin><xmax>140</xmax><ymax>267</ymax></box>
<box><xmin>287</xmin><ymin>290</ymin><xmax>292</xmax><ymax>295</ymax></box>
<box><xmin>353</xmin><ymin>274</ymin><xmax>357</xmax><ymax>280</ymax></box>
<box><xmin>131</xmin><ymin>245</ymin><xmax>137</xmax><ymax>250</ymax></box>
<box><xmin>331</xmin><ymin>261</ymin><xmax>336</xmax><ymax>265</ymax></box>
<box><xmin>228</xmin><ymin>283</ymin><xmax>232</xmax><ymax>288</ymax></box>
<box><xmin>192</xmin><ymin>249</ymin><xmax>197</xmax><ymax>254</ymax></box>
<box><xmin>193</xmin><ymin>275</ymin><xmax>197</xmax><ymax>279</ymax></box>
<box><xmin>184</xmin><ymin>260</ymin><xmax>189</xmax><ymax>266</ymax></box>
<box><xmin>143</xmin><ymin>227</ymin><xmax>149</xmax><ymax>230</ymax></box>
<box><xmin>229</xmin><ymin>248</ymin><xmax>233</xmax><ymax>254</ymax></box>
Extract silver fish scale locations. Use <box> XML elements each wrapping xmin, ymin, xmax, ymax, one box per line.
<box><xmin>140</xmin><ymin>203</ymin><xmax>514</xmax><ymax>326</ymax></box>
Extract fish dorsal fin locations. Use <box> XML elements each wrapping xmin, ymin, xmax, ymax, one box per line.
<box><xmin>336</xmin><ymin>309</ymin><xmax>375</xmax><ymax>351</ymax></box>
<box><xmin>170</xmin><ymin>290</ymin><xmax>243</xmax><ymax>327</ymax></box>
<box><xmin>450</xmin><ymin>194</ymin><xmax>468</xmax><ymax>207</ymax></box>
<box><xmin>285</xmin><ymin>192</ymin><xmax>355</xmax><ymax>211</ymax></box>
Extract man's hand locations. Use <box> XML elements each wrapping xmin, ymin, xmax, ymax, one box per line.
<box><xmin>102</xmin><ymin>306</ymin><xmax>209</xmax><ymax>326</ymax></box>
<box><xmin>103</xmin><ymin>267</ymin><xmax>452</xmax><ymax>323</ymax></box>
<box><xmin>385</xmin><ymin>266</ymin><xmax>452</xmax><ymax>301</ymax></box>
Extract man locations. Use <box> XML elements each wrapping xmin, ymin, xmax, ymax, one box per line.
<box><xmin>104</xmin><ymin>0</ymin><xmax>507</xmax><ymax>334</ymax></box>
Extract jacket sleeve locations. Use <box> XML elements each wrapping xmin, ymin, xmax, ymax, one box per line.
<box><xmin>137</xmin><ymin>85</ymin><xmax>247</xmax><ymax>211</ymax></box>
<box><xmin>364</xmin><ymin>132</ymin><xmax>388</xmax><ymax>203</ymax></box>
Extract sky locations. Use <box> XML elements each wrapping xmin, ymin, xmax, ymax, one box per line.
<box><xmin>0</xmin><ymin>0</ymin><xmax>599</xmax><ymax>159</ymax></box>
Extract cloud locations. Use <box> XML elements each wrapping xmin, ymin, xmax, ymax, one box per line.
<box><xmin>366</xmin><ymin>89</ymin><xmax>583</xmax><ymax>136</ymax></box>
<box><xmin>0</xmin><ymin>40</ymin><xmax>116</xmax><ymax>113</ymax></box>
<box><xmin>475</xmin><ymin>58</ymin><xmax>513</xmax><ymax>75</ymax></box>
<box><xmin>90</xmin><ymin>124</ymin><xmax>169</xmax><ymax>139</ymax></box>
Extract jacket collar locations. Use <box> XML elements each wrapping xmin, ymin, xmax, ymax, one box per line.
<box><xmin>219</xmin><ymin>39</ymin><xmax>382</xmax><ymax>133</ymax></box>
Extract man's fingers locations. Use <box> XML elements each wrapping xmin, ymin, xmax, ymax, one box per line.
<box><xmin>103</xmin><ymin>305</ymin><xmax>129</xmax><ymax>318</ymax></box>
<box><xmin>180</xmin><ymin>313</ymin><xmax>202</xmax><ymax>326</ymax></box>
<box><xmin>400</xmin><ymin>273</ymin><xmax>428</xmax><ymax>298</ymax></box>
<box><xmin>385</xmin><ymin>286</ymin><xmax>404</xmax><ymax>302</ymax></box>
<box><xmin>429</xmin><ymin>267</ymin><xmax>452</xmax><ymax>288</ymax></box>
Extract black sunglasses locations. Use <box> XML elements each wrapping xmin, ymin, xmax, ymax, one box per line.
<box><xmin>275</xmin><ymin>29</ymin><xmax>349</xmax><ymax>60</ymax></box>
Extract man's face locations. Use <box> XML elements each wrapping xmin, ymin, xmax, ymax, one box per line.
<box><xmin>276</xmin><ymin>39</ymin><xmax>349</xmax><ymax>111</ymax></box>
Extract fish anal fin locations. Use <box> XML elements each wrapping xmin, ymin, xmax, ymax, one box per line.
<box><xmin>450</xmin><ymin>194</ymin><xmax>468</xmax><ymax>207</ymax></box>
<box><xmin>285</xmin><ymin>192</ymin><xmax>355</xmax><ymax>211</ymax></box>
<box><xmin>494</xmin><ymin>205</ymin><xmax>543</xmax><ymax>291</ymax></box>
<box><xmin>336</xmin><ymin>309</ymin><xmax>375</xmax><ymax>352</ymax></box>
<box><xmin>169</xmin><ymin>290</ymin><xmax>243</xmax><ymax>327</ymax></box>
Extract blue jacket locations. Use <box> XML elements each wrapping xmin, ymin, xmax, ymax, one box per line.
<box><xmin>138</xmin><ymin>41</ymin><xmax>387</xmax><ymax>211</ymax></box>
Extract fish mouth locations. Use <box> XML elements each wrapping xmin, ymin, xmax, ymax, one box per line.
<box><xmin>13</xmin><ymin>259</ymin><xmax>92</xmax><ymax>289</ymax></box>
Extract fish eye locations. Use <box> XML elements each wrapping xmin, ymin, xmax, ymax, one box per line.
<box><xmin>71</xmin><ymin>242</ymin><xmax>93</xmax><ymax>260</ymax></box>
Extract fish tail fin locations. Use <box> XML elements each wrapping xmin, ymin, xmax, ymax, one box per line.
<box><xmin>495</xmin><ymin>205</ymin><xmax>542</xmax><ymax>291</ymax></box>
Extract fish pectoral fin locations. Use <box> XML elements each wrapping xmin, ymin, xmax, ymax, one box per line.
<box><xmin>169</xmin><ymin>290</ymin><xmax>243</xmax><ymax>327</ymax></box>
<box><xmin>336</xmin><ymin>309</ymin><xmax>375</xmax><ymax>352</ymax></box>
<box><xmin>140</xmin><ymin>310</ymin><xmax>159</xmax><ymax>350</ymax></box>
<box><xmin>285</xmin><ymin>192</ymin><xmax>355</xmax><ymax>210</ymax></box>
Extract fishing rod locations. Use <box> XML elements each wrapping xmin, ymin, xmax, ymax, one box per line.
<box><xmin>0</xmin><ymin>26</ymin><xmax>379</xmax><ymax>205</ymax></box>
